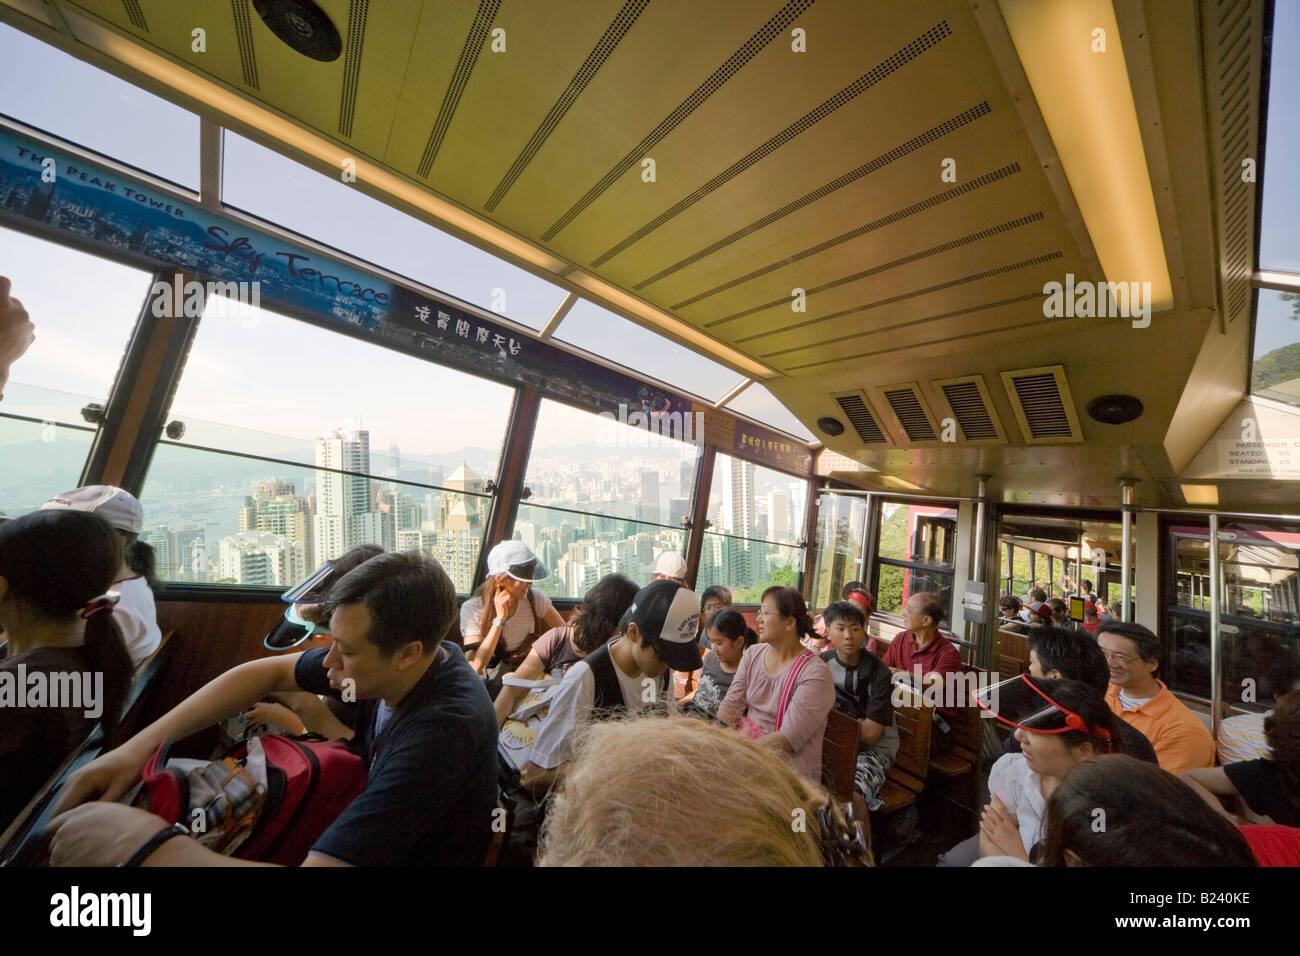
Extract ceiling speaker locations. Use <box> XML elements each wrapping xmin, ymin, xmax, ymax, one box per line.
<box><xmin>1087</xmin><ymin>394</ymin><xmax>1144</xmax><ymax>425</ymax></box>
<box><xmin>817</xmin><ymin>416</ymin><xmax>845</xmax><ymax>437</ymax></box>
<box><xmin>253</xmin><ymin>0</ymin><xmax>342</xmax><ymax>62</ymax></box>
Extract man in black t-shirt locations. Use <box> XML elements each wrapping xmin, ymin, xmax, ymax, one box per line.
<box><xmin>47</xmin><ymin>551</ymin><xmax>498</xmax><ymax>867</ymax></box>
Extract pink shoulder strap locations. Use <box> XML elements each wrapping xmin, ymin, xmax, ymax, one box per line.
<box><xmin>775</xmin><ymin>650</ymin><xmax>815</xmax><ymax>731</ymax></box>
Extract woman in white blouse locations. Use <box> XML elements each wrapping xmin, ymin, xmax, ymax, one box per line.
<box><xmin>979</xmin><ymin>677</ymin><xmax>1123</xmax><ymax>862</ymax></box>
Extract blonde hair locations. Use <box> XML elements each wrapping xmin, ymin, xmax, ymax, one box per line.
<box><xmin>537</xmin><ymin>716</ymin><xmax>831</xmax><ymax>867</ymax></box>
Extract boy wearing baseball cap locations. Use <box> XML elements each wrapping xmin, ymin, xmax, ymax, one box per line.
<box><xmin>524</xmin><ymin>579</ymin><xmax>701</xmax><ymax>794</ymax></box>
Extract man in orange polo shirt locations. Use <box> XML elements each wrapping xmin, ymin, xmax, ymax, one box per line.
<box><xmin>1099</xmin><ymin>621</ymin><xmax>1214</xmax><ymax>774</ymax></box>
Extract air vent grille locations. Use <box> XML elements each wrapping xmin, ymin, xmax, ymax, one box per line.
<box><xmin>1205</xmin><ymin>0</ymin><xmax>1263</xmax><ymax>330</ymax></box>
<box><xmin>940</xmin><ymin>380</ymin><xmax>998</xmax><ymax>440</ymax></box>
<box><xmin>338</xmin><ymin>0</ymin><xmax>369</xmax><ymax>137</ymax></box>
<box><xmin>834</xmin><ymin>393</ymin><xmax>887</xmax><ymax>444</ymax></box>
<box><xmin>1000</xmin><ymin>366</ymin><xmax>1084</xmax><ymax>444</ymax></box>
<box><xmin>122</xmin><ymin>0</ymin><xmax>148</xmax><ymax>31</ymax></box>
<box><xmin>883</xmin><ymin>388</ymin><xmax>937</xmax><ymax>442</ymax></box>
<box><xmin>231</xmin><ymin>0</ymin><xmax>259</xmax><ymax>89</ymax></box>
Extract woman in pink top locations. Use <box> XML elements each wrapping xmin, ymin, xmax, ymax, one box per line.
<box><xmin>717</xmin><ymin>586</ymin><xmax>835</xmax><ymax>782</ymax></box>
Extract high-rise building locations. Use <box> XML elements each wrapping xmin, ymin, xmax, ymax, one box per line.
<box><xmin>141</xmin><ymin>525</ymin><xmax>178</xmax><ymax>579</ymax></box>
<box><xmin>219</xmin><ymin>530</ymin><xmax>306</xmax><ymax>586</ymax></box>
<box><xmin>721</xmin><ymin>457</ymin><xmax>755</xmax><ymax>537</ymax></box>
<box><xmin>768</xmin><ymin>488</ymin><xmax>791</xmax><ymax>540</ymax></box>
<box><xmin>638</xmin><ymin>470</ymin><xmax>660</xmax><ymax>524</ymax></box>
<box><xmin>314</xmin><ymin>428</ymin><xmax>371</xmax><ymax>565</ymax></box>
<box><xmin>679</xmin><ymin>459</ymin><xmax>695</xmax><ymax>498</ymax></box>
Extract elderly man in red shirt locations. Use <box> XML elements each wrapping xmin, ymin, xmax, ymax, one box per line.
<box><xmin>882</xmin><ymin>592</ymin><xmax>964</xmax><ymax>720</ymax></box>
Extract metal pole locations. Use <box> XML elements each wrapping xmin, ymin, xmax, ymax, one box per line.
<box><xmin>970</xmin><ymin>475</ymin><xmax>989</xmax><ymax>668</ymax></box>
<box><xmin>1120</xmin><ymin>480</ymin><xmax>1135</xmax><ymax>622</ymax></box>
<box><xmin>1209</xmin><ymin>513</ymin><xmax>1222</xmax><ymax>740</ymax></box>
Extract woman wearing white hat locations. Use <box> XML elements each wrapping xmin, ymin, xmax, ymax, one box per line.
<box><xmin>41</xmin><ymin>486</ymin><xmax>161</xmax><ymax>668</ymax></box>
<box><xmin>461</xmin><ymin>540</ymin><xmax>565</xmax><ymax>680</ymax></box>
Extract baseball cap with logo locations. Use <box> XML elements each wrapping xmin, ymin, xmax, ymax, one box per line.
<box><xmin>642</xmin><ymin>551</ymin><xmax>688</xmax><ymax>581</ymax></box>
<box><xmin>486</xmin><ymin>539</ymin><xmax>550</xmax><ymax>582</ymax></box>
<box><xmin>623</xmin><ymin>579</ymin><xmax>702</xmax><ymax>671</ymax></box>
<box><xmin>41</xmin><ymin>485</ymin><xmax>143</xmax><ymax>534</ymax></box>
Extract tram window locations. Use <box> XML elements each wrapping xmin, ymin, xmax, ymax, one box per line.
<box><xmin>0</xmin><ymin>23</ymin><xmax>199</xmax><ymax>190</ymax></box>
<box><xmin>552</xmin><ymin>300</ymin><xmax>746</xmax><ymax>403</ymax></box>
<box><xmin>137</xmin><ymin>299</ymin><xmax>513</xmax><ymax>592</ymax></box>
<box><xmin>1258</xmin><ymin>0</ymin><xmax>1300</xmax><ymax>274</ymax></box>
<box><xmin>221</xmin><ymin>133</ymin><xmax>566</xmax><ymax>329</ymax></box>
<box><xmin>0</xmin><ymin>226</ymin><xmax>153</xmax><ymax>515</ymax></box>
<box><xmin>1251</xmin><ymin>290</ymin><xmax>1300</xmax><ymax>408</ymax></box>
<box><xmin>695</xmin><ymin>453</ymin><xmax>808</xmax><ymax>602</ymax></box>
<box><xmin>1165</xmin><ymin>523</ymin><xmax>1300</xmax><ymax>705</ymax></box>
<box><xmin>808</xmin><ymin>492</ymin><xmax>868</xmax><ymax>610</ymax></box>
<box><xmin>521</xmin><ymin>399</ymin><xmax>693</xmax><ymax>600</ymax></box>
<box><xmin>724</xmin><ymin>382</ymin><xmax>816</xmax><ymax>443</ymax></box>
<box><xmin>871</xmin><ymin>500</ymin><xmax>956</xmax><ymax>626</ymax></box>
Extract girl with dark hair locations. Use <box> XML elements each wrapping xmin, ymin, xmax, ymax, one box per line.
<box><xmin>0</xmin><ymin>510</ymin><xmax>133</xmax><ymax>830</ymax></box>
<box><xmin>691</xmin><ymin>608</ymin><xmax>758</xmax><ymax>718</ymax></box>
<box><xmin>1040</xmin><ymin>754</ymin><xmax>1258</xmax><ymax>866</ymax></box>
<box><xmin>977</xmin><ymin>677</ymin><xmax>1123</xmax><ymax>862</ymax></box>
<box><xmin>40</xmin><ymin>486</ymin><xmax>161</xmax><ymax>668</ymax></box>
<box><xmin>1181</xmin><ymin>688</ymin><xmax>1300</xmax><ymax>827</ymax></box>
<box><xmin>492</xmin><ymin>573</ymin><xmax>638</xmax><ymax>727</ymax></box>
<box><xmin>716</xmin><ymin>586</ymin><xmax>835</xmax><ymax>783</ymax></box>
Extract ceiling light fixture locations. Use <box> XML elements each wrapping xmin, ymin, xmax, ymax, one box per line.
<box><xmin>998</xmin><ymin>0</ymin><xmax>1173</xmax><ymax>313</ymax></box>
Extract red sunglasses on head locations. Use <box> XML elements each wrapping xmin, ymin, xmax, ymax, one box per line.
<box><xmin>973</xmin><ymin>674</ymin><xmax>1111</xmax><ymax>739</ymax></box>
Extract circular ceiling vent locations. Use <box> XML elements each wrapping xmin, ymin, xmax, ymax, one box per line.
<box><xmin>817</xmin><ymin>416</ymin><xmax>845</xmax><ymax>436</ymax></box>
<box><xmin>1087</xmin><ymin>394</ymin><xmax>1144</xmax><ymax>425</ymax></box>
<box><xmin>254</xmin><ymin>0</ymin><xmax>342</xmax><ymax>62</ymax></box>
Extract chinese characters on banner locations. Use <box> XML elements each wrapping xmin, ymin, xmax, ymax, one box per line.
<box><xmin>413</xmin><ymin>303</ymin><xmax>523</xmax><ymax>358</ymax></box>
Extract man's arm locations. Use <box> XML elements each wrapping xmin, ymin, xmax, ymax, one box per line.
<box><xmin>53</xmin><ymin>653</ymin><xmax>307</xmax><ymax>813</ymax></box>
<box><xmin>0</xmin><ymin>276</ymin><xmax>35</xmax><ymax>401</ymax></box>
<box><xmin>1180</xmin><ymin>768</ymin><xmax>1242</xmax><ymax>822</ymax></box>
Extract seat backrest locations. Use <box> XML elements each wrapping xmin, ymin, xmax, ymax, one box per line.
<box><xmin>949</xmin><ymin>665</ymin><xmax>986</xmax><ymax>759</ymax></box>
<box><xmin>996</xmin><ymin>628</ymin><xmax>1029</xmax><ymax>677</ymax></box>
<box><xmin>891</xmin><ymin>685</ymin><xmax>933</xmax><ymax>781</ymax></box>
<box><xmin>821</xmin><ymin>709</ymin><xmax>860</xmax><ymax>802</ymax></box>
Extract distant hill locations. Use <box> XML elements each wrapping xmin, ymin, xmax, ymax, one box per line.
<box><xmin>1254</xmin><ymin>340</ymin><xmax>1300</xmax><ymax>390</ymax></box>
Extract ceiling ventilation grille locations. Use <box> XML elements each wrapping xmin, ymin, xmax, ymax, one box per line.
<box><xmin>485</xmin><ymin>0</ymin><xmax>650</xmax><ymax>211</ymax></box>
<box><xmin>122</xmin><ymin>0</ymin><xmax>148</xmax><ymax>32</ymax></box>
<box><xmin>833</xmin><ymin>392</ymin><xmax>888</xmax><ymax>445</ymax></box>
<box><xmin>1204</xmin><ymin>0</ymin><xmax>1263</xmax><ymax>331</ymax></box>
<box><xmin>231</xmin><ymin>0</ymin><xmax>259</xmax><ymax>89</ymax></box>
<box><xmin>1000</xmin><ymin>366</ymin><xmax>1082</xmax><ymax>444</ymax></box>
<box><xmin>934</xmin><ymin>376</ymin><xmax>1004</xmax><ymax>442</ymax></box>
<box><xmin>337</xmin><ymin>0</ymin><xmax>369</xmax><ymax>137</ymax></box>
<box><xmin>541</xmin><ymin>0</ymin><xmax>816</xmax><ymax>240</ymax></box>
<box><xmin>882</xmin><ymin>385</ymin><xmax>937</xmax><ymax>442</ymax></box>
<box><xmin>417</xmin><ymin>0</ymin><xmax>501</xmax><ymax>178</ymax></box>
<box><xmin>592</xmin><ymin>20</ymin><xmax>955</xmax><ymax>266</ymax></box>
<box><xmin>636</xmin><ymin>101</ymin><xmax>993</xmax><ymax>291</ymax></box>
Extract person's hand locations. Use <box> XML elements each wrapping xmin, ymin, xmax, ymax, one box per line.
<box><xmin>47</xmin><ymin>803</ymin><xmax>172</xmax><ymax>866</ymax></box>
<box><xmin>493</xmin><ymin>587</ymin><xmax>518</xmax><ymax>622</ymax></box>
<box><xmin>980</xmin><ymin>796</ymin><xmax>1028</xmax><ymax>860</ymax></box>
<box><xmin>0</xmin><ymin>276</ymin><xmax>35</xmax><ymax>401</ymax></box>
<box><xmin>243</xmin><ymin>701</ymin><xmax>305</xmax><ymax>735</ymax></box>
<box><xmin>50</xmin><ymin>744</ymin><xmax>150</xmax><ymax>816</ymax></box>
<box><xmin>813</xmin><ymin>615</ymin><xmax>827</xmax><ymax>638</ymax></box>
